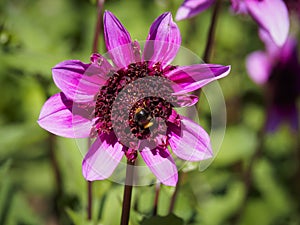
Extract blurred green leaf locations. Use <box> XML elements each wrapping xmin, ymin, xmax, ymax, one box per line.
<box><xmin>173</xmin><ymin>184</ymin><xmax>198</xmax><ymax>221</ymax></box>
<box><xmin>100</xmin><ymin>185</ymin><xmax>123</xmax><ymax>225</ymax></box>
<box><xmin>242</xmin><ymin>103</ymin><xmax>265</xmax><ymax>131</ymax></box>
<box><xmin>0</xmin><ymin>160</ymin><xmax>43</xmax><ymax>225</ymax></box>
<box><xmin>265</xmin><ymin>128</ymin><xmax>296</xmax><ymax>157</ymax></box>
<box><xmin>241</xmin><ymin>199</ymin><xmax>273</xmax><ymax>225</ymax></box>
<box><xmin>66</xmin><ymin>208</ymin><xmax>94</xmax><ymax>225</ymax></box>
<box><xmin>0</xmin><ymin>123</ymin><xmax>47</xmax><ymax>157</ymax></box>
<box><xmin>5</xmin><ymin>192</ymin><xmax>42</xmax><ymax>225</ymax></box>
<box><xmin>253</xmin><ymin>159</ymin><xmax>293</xmax><ymax>216</ymax></box>
<box><xmin>141</xmin><ymin>213</ymin><xmax>184</xmax><ymax>225</ymax></box>
<box><xmin>213</xmin><ymin>125</ymin><xmax>257</xmax><ymax>166</ymax></box>
<box><xmin>0</xmin><ymin>159</ymin><xmax>12</xmax><ymax>180</ymax></box>
<box><xmin>199</xmin><ymin>181</ymin><xmax>244</xmax><ymax>225</ymax></box>
<box><xmin>0</xmin><ymin>160</ymin><xmax>13</xmax><ymax>224</ymax></box>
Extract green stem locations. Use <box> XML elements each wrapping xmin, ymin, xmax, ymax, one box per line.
<box><xmin>120</xmin><ymin>160</ymin><xmax>135</xmax><ymax>225</ymax></box>
<box><xmin>202</xmin><ymin>0</ymin><xmax>222</xmax><ymax>62</ymax></box>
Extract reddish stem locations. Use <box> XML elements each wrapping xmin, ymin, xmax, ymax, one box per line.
<box><xmin>92</xmin><ymin>0</ymin><xmax>105</xmax><ymax>53</ymax></box>
<box><xmin>153</xmin><ymin>182</ymin><xmax>161</xmax><ymax>215</ymax></box>
<box><xmin>202</xmin><ymin>0</ymin><xmax>222</xmax><ymax>62</ymax></box>
<box><xmin>120</xmin><ymin>160</ymin><xmax>135</xmax><ymax>225</ymax></box>
<box><xmin>87</xmin><ymin>181</ymin><xmax>93</xmax><ymax>220</ymax></box>
<box><xmin>169</xmin><ymin>172</ymin><xmax>185</xmax><ymax>213</ymax></box>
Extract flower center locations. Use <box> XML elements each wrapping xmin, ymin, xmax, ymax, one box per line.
<box><xmin>127</xmin><ymin>96</ymin><xmax>173</xmax><ymax>140</ymax></box>
<box><xmin>93</xmin><ymin>61</ymin><xmax>177</xmax><ymax>144</ymax></box>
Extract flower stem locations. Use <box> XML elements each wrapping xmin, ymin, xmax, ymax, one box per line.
<box><xmin>92</xmin><ymin>0</ymin><xmax>105</xmax><ymax>53</ymax></box>
<box><xmin>169</xmin><ymin>172</ymin><xmax>184</xmax><ymax>213</ymax></box>
<box><xmin>153</xmin><ymin>182</ymin><xmax>161</xmax><ymax>215</ymax></box>
<box><xmin>87</xmin><ymin>0</ymin><xmax>105</xmax><ymax>220</ymax></box>
<box><xmin>87</xmin><ymin>181</ymin><xmax>93</xmax><ymax>220</ymax></box>
<box><xmin>194</xmin><ymin>0</ymin><xmax>222</xmax><ymax>102</ymax></box>
<box><xmin>202</xmin><ymin>0</ymin><xmax>222</xmax><ymax>62</ymax></box>
<box><xmin>49</xmin><ymin>133</ymin><xmax>64</xmax><ymax>223</ymax></box>
<box><xmin>120</xmin><ymin>160</ymin><xmax>135</xmax><ymax>225</ymax></box>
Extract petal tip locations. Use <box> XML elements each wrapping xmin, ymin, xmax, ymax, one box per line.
<box><xmin>160</xmin><ymin>172</ymin><xmax>178</xmax><ymax>186</ymax></box>
<box><xmin>175</xmin><ymin>8</ymin><xmax>188</xmax><ymax>21</ymax></box>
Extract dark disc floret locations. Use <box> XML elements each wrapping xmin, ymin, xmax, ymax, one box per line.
<box><xmin>93</xmin><ymin>61</ymin><xmax>178</xmax><ymax>151</ymax></box>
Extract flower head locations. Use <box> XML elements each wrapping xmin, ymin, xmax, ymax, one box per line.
<box><xmin>246</xmin><ymin>34</ymin><xmax>300</xmax><ymax>132</ymax></box>
<box><xmin>176</xmin><ymin>0</ymin><xmax>290</xmax><ymax>46</ymax></box>
<box><xmin>38</xmin><ymin>11</ymin><xmax>230</xmax><ymax>186</ymax></box>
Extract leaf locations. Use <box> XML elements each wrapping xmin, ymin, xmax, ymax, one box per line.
<box><xmin>66</xmin><ymin>208</ymin><xmax>94</xmax><ymax>225</ymax></box>
<box><xmin>0</xmin><ymin>160</ymin><xmax>42</xmax><ymax>225</ymax></box>
<box><xmin>199</xmin><ymin>181</ymin><xmax>245</xmax><ymax>225</ymax></box>
<box><xmin>213</xmin><ymin>125</ymin><xmax>257</xmax><ymax>166</ymax></box>
<box><xmin>0</xmin><ymin>123</ymin><xmax>47</xmax><ymax>158</ymax></box>
<box><xmin>0</xmin><ymin>160</ymin><xmax>13</xmax><ymax>224</ymax></box>
<box><xmin>141</xmin><ymin>214</ymin><xmax>184</xmax><ymax>225</ymax></box>
<box><xmin>0</xmin><ymin>160</ymin><xmax>12</xmax><ymax>181</ymax></box>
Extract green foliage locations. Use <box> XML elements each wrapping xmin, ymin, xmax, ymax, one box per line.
<box><xmin>141</xmin><ymin>214</ymin><xmax>184</xmax><ymax>225</ymax></box>
<box><xmin>0</xmin><ymin>0</ymin><xmax>299</xmax><ymax>224</ymax></box>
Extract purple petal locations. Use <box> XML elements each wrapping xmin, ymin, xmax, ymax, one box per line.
<box><xmin>52</xmin><ymin>60</ymin><xmax>105</xmax><ymax>103</ymax></box>
<box><xmin>38</xmin><ymin>93</ymin><xmax>93</xmax><ymax>138</ymax></box>
<box><xmin>143</xmin><ymin>12</ymin><xmax>181</xmax><ymax>67</ymax></box>
<box><xmin>287</xmin><ymin>106</ymin><xmax>299</xmax><ymax>132</ymax></box>
<box><xmin>140</xmin><ymin>147</ymin><xmax>178</xmax><ymax>186</ymax></box>
<box><xmin>280</xmin><ymin>37</ymin><xmax>299</xmax><ymax>65</ymax></box>
<box><xmin>245</xmin><ymin>0</ymin><xmax>289</xmax><ymax>46</ymax></box>
<box><xmin>176</xmin><ymin>0</ymin><xmax>215</xmax><ymax>20</ymax></box>
<box><xmin>168</xmin><ymin>115</ymin><xmax>213</xmax><ymax>161</ymax></box>
<box><xmin>266</xmin><ymin>107</ymin><xmax>282</xmax><ymax>132</ymax></box>
<box><xmin>167</xmin><ymin>109</ymin><xmax>181</xmax><ymax>126</ymax></box>
<box><xmin>258</xmin><ymin>29</ymin><xmax>280</xmax><ymax>55</ymax></box>
<box><xmin>104</xmin><ymin>11</ymin><xmax>136</xmax><ymax>68</ymax></box>
<box><xmin>231</xmin><ymin>0</ymin><xmax>248</xmax><ymax>14</ymax></box>
<box><xmin>266</xmin><ymin>104</ymin><xmax>299</xmax><ymax>132</ymax></box>
<box><xmin>90</xmin><ymin>53</ymin><xmax>113</xmax><ymax>75</ymax></box>
<box><xmin>166</xmin><ymin>64</ymin><xmax>230</xmax><ymax>95</ymax></box>
<box><xmin>82</xmin><ymin>133</ymin><xmax>125</xmax><ymax>181</ymax></box>
<box><xmin>246</xmin><ymin>51</ymin><xmax>271</xmax><ymax>84</ymax></box>
<box><xmin>174</xmin><ymin>94</ymin><xmax>198</xmax><ymax>107</ymax></box>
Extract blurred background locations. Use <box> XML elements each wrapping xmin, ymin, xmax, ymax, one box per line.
<box><xmin>0</xmin><ymin>0</ymin><xmax>299</xmax><ymax>224</ymax></box>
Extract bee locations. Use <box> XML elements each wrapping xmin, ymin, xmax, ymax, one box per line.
<box><xmin>134</xmin><ymin>107</ymin><xmax>153</xmax><ymax>129</ymax></box>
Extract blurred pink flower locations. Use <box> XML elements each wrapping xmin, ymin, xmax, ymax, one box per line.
<box><xmin>176</xmin><ymin>0</ymin><xmax>290</xmax><ymax>46</ymax></box>
<box><xmin>38</xmin><ymin>11</ymin><xmax>230</xmax><ymax>186</ymax></box>
<box><xmin>246</xmin><ymin>34</ymin><xmax>300</xmax><ymax>131</ymax></box>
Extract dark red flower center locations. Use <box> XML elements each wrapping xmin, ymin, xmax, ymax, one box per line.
<box><xmin>93</xmin><ymin>61</ymin><xmax>178</xmax><ymax>147</ymax></box>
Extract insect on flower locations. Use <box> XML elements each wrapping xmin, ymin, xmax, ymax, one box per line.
<box><xmin>134</xmin><ymin>107</ymin><xmax>153</xmax><ymax>129</ymax></box>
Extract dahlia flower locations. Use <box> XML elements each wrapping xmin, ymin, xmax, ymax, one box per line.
<box><xmin>246</xmin><ymin>34</ymin><xmax>300</xmax><ymax>131</ymax></box>
<box><xmin>176</xmin><ymin>0</ymin><xmax>290</xmax><ymax>46</ymax></box>
<box><xmin>38</xmin><ymin>11</ymin><xmax>230</xmax><ymax>186</ymax></box>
